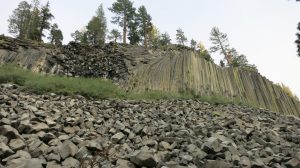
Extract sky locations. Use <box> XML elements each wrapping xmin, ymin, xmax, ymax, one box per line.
<box><xmin>1</xmin><ymin>0</ymin><xmax>300</xmax><ymax>97</ymax></box>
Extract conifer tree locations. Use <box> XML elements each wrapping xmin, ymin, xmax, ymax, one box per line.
<box><xmin>38</xmin><ymin>1</ymin><xmax>53</xmax><ymax>41</ymax></box>
<box><xmin>8</xmin><ymin>1</ymin><xmax>31</xmax><ymax>39</ymax></box>
<box><xmin>108</xmin><ymin>29</ymin><xmax>121</xmax><ymax>42</ymax></box>
<box><xmin>27</xmin><ymin>0</ymin><xmax>41</xmax><ymax>41</ymax></box>
<box><xmin>209</xmin><ymin>27</ymin><xmax>232</xmax><ymax>65</ymax></box>
<box><xmin>296</xmin><ymin>23</ymin><xmax>300</xmax><ymax>57</ymax></box>
<box><xmin>86</xmin><ymin>4</ymin><xmax>107</xmax><ymax>46</ymax></box>
<box><xmin>159</xmin><ymin>32</ymin><xmax>171</xmax><ymax>46</ymax></box>
<box><xmin>176</xmin><ymin>28</ymin><xmax>187</xmax><ymax>46</ymax></box>
<box><xmin>71</xmin><ymin>29</ymin><xmax>88</xmax><ymax>45</ymax></box>
<box><xmin>128</xmin><ymin>12</ymin><xmax>141</xmax><ymax>45</ymax></box>
<box><xmin>137</xmin><ymin>5</ymin><xmax>152</xmax><ymax>49</ymax></box>
<box><xmin>49</xmin><ymin>23</ymin><xmax>63</xmax><ymax>46</ymax></box>
<box><xmin>109</xmin><ymin>0</ymin><xmax>135</xmax><ymax>44</ymax></box>
<box><xmin>8</xmin><ymin>0</ymin><xmax>54</xmax><ymax>41</ymax></box>
<box><xmin>190</xmin><ymin>39</ymin><xmax>197</xmax><ymax>50</ymax></box>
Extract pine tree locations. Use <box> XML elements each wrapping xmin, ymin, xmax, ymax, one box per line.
<box><xmin>7</xmin><ymin>1</ymin><xmax>31</xmax><ymax>39</ymax></box>
<box><xmin>176</xmin><ymin>28</ymin><xmax>187</xmax><ymax>46</ymax></box>
<box><xmin>71</xmin><ymin>29</ymin><xmax>88</xmax><ymax>45</ymax></box>
<box><xmin>137</xmin><ymin>5</ymin><xmax>152</xmax><ymax>49</ymax></box>
<box><xmin>27</xmin><ymin>0</ymin><xmax>41</xmax><ymax>41</ymax></box>
<box><xmin>209</xmin><ymin>27</ymin><xmax>232</xmax><ymax>65</ymax></box>
<box><xmin>86</xmin><ymin>4</ymin><xmax>107</xmax><ymax>46</ymax></box>
<box><xmin>296</xmin><ymin>23</ymin><xmax>300</xmax><ymax>57</ymax></box>
<box><xmin>190</xmin><ymin>39</ymin><xmax>197</xmax><ymax>50</ymax></box>
<box><xmin>128</xmin><ymin>13</ymin><xmax>141</xmax><ymax>45</ymax></box>
<box><xmin>159</xmin><ymin>32</ymin><xmax>171</xmax><ymax>46</ymax></box>
<box><xmin>38</xmin><ymin>1</ymin><xmax>53</xmax><ymax>41</ymax></box>
<box><xmin>49</xmin><ymin>23</ymin><xmax>63</xmax><ymax>46</ymax></box>
<box><xmin>108</xmin><ymin>29</ymin><xmax>121</xmax><ymax>42</ymax></box>
<box><xmin>86</xmin><ymin>16</ymin><xmax>104</xmax><ymax>46</ymax></box>
<box><xmin>109</xmin><ymin>0</ymin><xmax>135</xmax><ymax>44</ymax></box>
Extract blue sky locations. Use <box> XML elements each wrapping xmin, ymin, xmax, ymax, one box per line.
<box><xmin>1</xmin><ymin>0</ymin><xmax>300</xmax><ymax>97</ymax></box>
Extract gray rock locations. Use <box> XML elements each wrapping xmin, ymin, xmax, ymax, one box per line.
<box><xmin>0</xmin><ymin>125</ymin><xmax>23</xmax><ymax>140</ymax></box>
<box><xmin>6</xmin><ymin>158</ymin><xmax>43</xmax><ymax>168</ymax></box>
<box><xmin>2</xmin><ymin>150</ymin><xmax>31</xmax><ymax>163</ymax></box>
<box><xmin>58</xmin><ymin>140</ymin><xmax>78</xmax><ymax>159</ymax></box>
<box><xmin>8</xmin><ymin>139</ymin><xmax>26</xmax><ymax>151</ymax></box>
<box><xmin>28</xmin><ymin>138</ymin><xmax>43</xmax><ymax>157</ymax></box>
<box><xmin>130</xmin><ymin>151</ymin><xmax>157</xmax><ymax>167</ymax></box>
<box><xmin>61</xmin><ymin>157</ymin><xmax>80</xmax><ymax>168</ymax></box>
<box><xmin>85</xmin><ymin>140</ymin><xmax>103</xmax><ymax>151</ymax></box>
<box><xmin>112</xmin><ymin>132</ymin><xmax>125</xmax><ymax>143</ymax></box>
<box><xmin>202</xmin><ymin>137</ymin><xmax>223</xmax><ymax>154</ymax></box>
<box><xmin>31</xmin><ymin>123</ymin><xmax>49</xmax><ymax>132</ymax></box>
<box><xmin>46</xmin><ymin>153</ymin><xmax>61</xmax><ymax>162</ymax></box>
<box><xmin>0</xmin><ymin>135</ymin><xmax>8</xmax><ymax>144</ymax></box>
<box><xmin>75</xmin><ymin>147</ymin><xmax>90</xmax><ymax>160</ymax></box>
<box><xmin>252</xmin><ymin>158</ymin><xmax>265</xmax><ymax>168</ymax></box>
<box><xmin>41</xmin><ymin>133</ymin><xmax>56</xmax><ymax>142</ymax></box>
<box><xmin>205</xmin><ymin>160</ymin><xmax>231</xmax><ymax>168</ymax></box>
<box><xmin>240</xmin><ymin>156</ymin><xmax>251</xmax><ymax>167</ymax></box>
<box><xmin>0</xmin><ymin>142</ymin><xmax>14</xmax><ymax>158</ymax></box>
<box><xmin>295</xmin><ymin>151</ymin><xmax>300</xmax><ymax>161</ymax></box>
<box><xmin>116</xmin><ymin>159</ymin><xmax>136</xmax><ymax>168</ymax></box>
<box><xmin>285</xmin><ymin>158</ymin><xmax>300</xmax><ymax>168</ymax></box>
<box><xmin>159</xmin><ymin>141</ymin><xmax>171</xmax><ymax>150</ymax></box>
<box><xmin>45</xmin><ymin>118</ymin><xmax>56</xmax><ymax>127</ymax></box>
<box><xmin>46</xmin><ymin>161</ymin><xmax>62</xmax><ymax>168</ymax></box>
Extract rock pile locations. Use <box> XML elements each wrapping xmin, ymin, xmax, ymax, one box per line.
<box><xmin>1</xmin><ymin>84</ymin><xmax>300</xmax><ymax>168</ymax></box>
<box><xmin>0</xmin><ymin>36</ymin><xmax>130</xmax><ymax>81</ymax></box>
<box><xmin>56</xmin><ymin>42</ymin><xmax>129</xmax><ymax>81</ymax></box>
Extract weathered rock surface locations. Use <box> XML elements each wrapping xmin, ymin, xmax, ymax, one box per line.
<box><xmin>0</xmin><ymin>36</ymin><xmax>132</xmax><ymax>82</ymax></box>
<box><xmin>128</xmin><ymin>51</ymin><xmax>300</xmax><ymax>117</ymax></box>
<box><xmin>1</xmin><ymin>84</ymin><xmax>300</xmax><ymax>167</ymax></box>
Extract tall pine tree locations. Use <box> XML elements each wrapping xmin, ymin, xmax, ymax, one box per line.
<box><xmin>176</xmin><ymin>28</ymin><xmax>187</xmax><ymax>46</ymax></box>
<box><xmin>209</xmin><ymin>27</ymin><xmax>232</xmax><ymax>65</ymax></box>
<box><xmin>49</xmin><ymin>23</ymin><xmax>63</xmax><ymax>46</ymax></box>
<box><xmin>7</xmin><ymin>1</ymin><xmax>31</xmax><ymax>39</ymax></box>
<box><xmin>8</xmin><ymin>0</ymin><xmax>54</xmax><ymax>41</ymax></box>
<box><xmin>38</xmin><ymin>1</ymin><xmax>53</xmax><ymax>41</ymax></box>
<box><xmin>109</xmin><ymin>0</ymin><xmax>135</xmax><ymax>44</ymax></box>
<box><xmin>137</xmin><ymin>6</ymin><xmax>152</xmax><ymax>49</ymax></box>
<box><xmin>296</xmin><ymin>23</ymin><xmax>300</xmax><ymax>57</ymax></box>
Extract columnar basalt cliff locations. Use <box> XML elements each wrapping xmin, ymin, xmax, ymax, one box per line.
<box><xmin>0</xmin><ymin>36</ymin><xmax>299</xmax><ymax>117</ymax></box>
<box><xmin>128</xmin><ymin>50</ymin><xmax>300</xmax><ymax>117</ymax></box>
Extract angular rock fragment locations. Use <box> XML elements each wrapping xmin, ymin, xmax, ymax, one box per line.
<box><xmin>130</xmin><ymin>151</ymin><xmax>157</xmax><ymax>167</ymax></box>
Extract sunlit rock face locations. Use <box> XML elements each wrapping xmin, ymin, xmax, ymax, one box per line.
<box><xmin>128</xmin><ymin>50</ymin><xmax>300</xmax><ymax>116</ymax></box>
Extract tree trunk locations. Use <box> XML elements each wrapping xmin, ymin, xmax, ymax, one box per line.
<box><xmin>123</xmin><ymin>14</ymin><xmax>127</xmax><ymax>44</ymax></box>
<box><xmin>144</xmin><ymin>33</ymin><xmax>148</xmax><ymax>50</ymax></box>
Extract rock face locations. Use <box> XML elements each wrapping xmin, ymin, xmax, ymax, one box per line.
<box><xmin>1</xmin><ymin>84</ymin><xmax>300</xmax><ymax>167</ymax></box>
<box><xmin>0</xmin><ymin>36</ymin><xmax>130</xmax><ymax>81</ymax></box>
<box><xmin>128</xmin><ymin>50</ymin><xmax>300</xmax><ymax>117</ymax></box>
<box><xmin>0</xmin><ymin>35</ymin><xmax>299</xmax><ymax>117</ymax></box>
